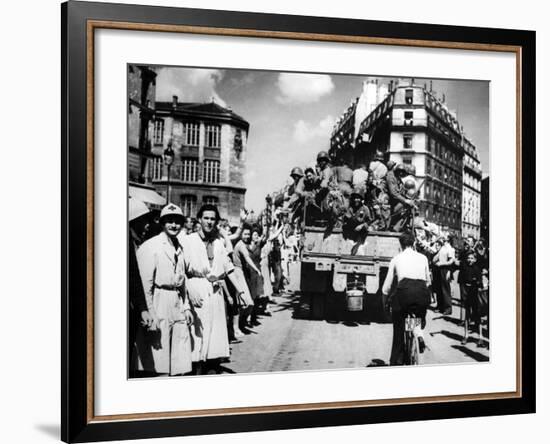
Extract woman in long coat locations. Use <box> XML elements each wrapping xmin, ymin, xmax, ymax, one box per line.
<box><xmin>181</xmin><ymin>204</ymin><xmax>233</xmax><ymax>371</ymax></box>
<box><xmin>136</xmin><ymin>204</ymin><xmax>193</xmax><ymax>376</ymax></box>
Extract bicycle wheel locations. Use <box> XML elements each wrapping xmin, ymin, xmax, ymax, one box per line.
<box><xmin>403</xmin><ymin>330</ymin><xmax>412</xmax><ymax>365</ymax></box>
<box><xmin>410</xmin><ymin>334</ymin><xmax>419</xmax><ymax>365</ymax></box>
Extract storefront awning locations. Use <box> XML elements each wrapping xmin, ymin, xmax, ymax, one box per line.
<box><xmin>129</xmin><ymin>185</ymin><xmax>166</xmax><ymax>209</ymax></box>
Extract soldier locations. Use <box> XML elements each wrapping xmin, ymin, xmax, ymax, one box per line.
<box><xmin>315</xmin><ymin>151</ymin><xmax>335</xmax><ymax>191</ymax></box>
<box><xmin>333</xmin><ymin>158</ymin><xmax>353</xmax><ymax>197</ymax></box>
<box><xmin>315</xmin><ymin>151</ymin><xmax>345</xmax><ymax>226</ymax></box>
<box><xmin>387</xmin><ymin>163</ymin><xmax>418</xmax><ymax>232</ymax></box>
<box><xmin>296</xmin><ymin>167</ymin><xmax>321</xmax><ymax>226</ymax></box>
<box><xmin>367</xmin><ymin>152</ymin><xmax>390</xmax><ymax>230</ymax></box>
<box><xmin>342</xmin><ymin>192</ymin><xmax>373</xmax><ymax>253</ymax></box>
<box><xmin>136</xmin><ymin>203</ymin><xmax>193</xmax><ymax>376</ymax></box>
<box><xmin>368</xmin><ymin>150</ymin><xmax>389</xmax><ymax>196</ymax></box>
<box><xmin>301</xmin><ymin>167</ymin><xmax>319</xmax><ymax>194</ymax></box>
<box><xmin>352</xmin><ymin>163</ymin><xmax>369</xmax><ymax>195</ymax></box>
<box><xmin>286</xmin><ymin>167</ymin><xmax>305</xmax><ymax>223</ymax></box>
<box><xmin>285</xmin><ymin>167</ymin><xmax>304</xmax><ymax>200</ymax></box>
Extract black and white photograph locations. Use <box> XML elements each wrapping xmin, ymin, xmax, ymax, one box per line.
<box><xmin>128</xmin><ymin>64</ymin><xmax>490</xmax><ymax>378</ymax></box>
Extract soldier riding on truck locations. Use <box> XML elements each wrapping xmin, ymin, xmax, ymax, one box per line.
<box><xmin>297</xmin><ymin>148</ymin><xmax>421</xmax><ymax>321</ymax></box>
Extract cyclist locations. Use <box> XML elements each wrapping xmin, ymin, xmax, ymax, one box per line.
<box><xmin>382</xmin><ymin>231</ymin><xmax>431</xmax><ymax>366</ymax></box>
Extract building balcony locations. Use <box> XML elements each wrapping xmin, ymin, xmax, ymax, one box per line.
<box><xmin>204</xmin><ymin>146</ymin><xmax>221</xmax><ymax>159</ymax></box>
<box><xmin>179</xmin><ymin>145</ymin><xmax>199</xmax><ymax>157</ymax></box>
<box><xmin>427</xmin><ymin>119</ymin><xmax>462</xmax><ymax>149</ymax></box>
<box><xmin>392</xmin><ymin>117</ymin><xmax>428</xmax><ymax>128</ymax></box>
<box><xmin>149</xmin><ymin>157</ymin><xmax>224</xmax><ymax>186</ymax></box>
<box><xmin>464</xmin><ymin>162</ymin><xmax>483</xmax><ymax>177</ymax></box>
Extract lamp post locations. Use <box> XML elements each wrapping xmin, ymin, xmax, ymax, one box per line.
<box><xmin>163</xmin><ymin>140</ymin><xmax>175</xmax><ymax>204</ymax></box>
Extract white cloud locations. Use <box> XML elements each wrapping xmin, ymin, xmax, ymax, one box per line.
<box><xmin>155</xmin><ymin>68</ymin><xmax>227</xmax><ymax>106</ymax></box>
<box><xmin>293</xmin><ymin>115</ymin><xmax>335</xmax><ymax>144</ymax></box>
<box><xmin>229</xmin><ymin>73</ymin><xmax>255</xmax><ymax>89</ymax></box>
<box><xmin>244</xmin><ymin>169</ymin><xmax>257</xmax><ymax>182</ymax></box>
<box><xmin>276</xmin><ymin>73</ymin><xmax>334</xmax><ymax>104</ymax></box>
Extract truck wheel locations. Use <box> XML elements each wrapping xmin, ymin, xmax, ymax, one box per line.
<box><xmin>311</xmin><ymin>292</ymin><xmax>326</xmax><ymax>320</ymax></box>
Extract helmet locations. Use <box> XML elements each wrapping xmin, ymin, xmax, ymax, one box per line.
<box><xmin>394</xmin><ymin>163</ymin><xmax>408</xmax><ymax>175</ymax></box>
<box><xmin>374</xmin><ymin>150</ymin><xmax>385</xmax><ymax>161</ymax></box>
<box><xmin>405</xmin><ymin>164</ymin><xmax>416</xmax><ymax>176</ymax></box>
<box><xmin>350</xmin><ymin>192</ymin><xmax>363</xmax><ymax>200</ymax></box>
<box><xmin>402</xmin><ymin>176</ymin><xmax>417</xmax><ymax>190</ymax></box>
<box><xmin>290</xmin><ymin>166</ymin><xmax>304</xmax><ymax>177</ymax></box>
<box><xmin>129</xmin><ymin>197</ymin><xmax>150</xmax><ymax>222</ymax></box>
<box><xmin>317</xmin><ymin>151</ymin><xmax>330</xmax><ymax>162</ymax></box>
<box><xmin>160</xmin><ymin>203</ymin><xmax>184</xmax><ymax>223</ymax></box>
<box><xmin>386</xmin><ymin>160</ymin><xmax>396</xmax><ymax>170</ymax></box>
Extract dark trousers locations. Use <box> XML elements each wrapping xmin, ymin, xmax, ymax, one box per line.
<box><xmin>389</xmin><ymin>278</ymin><xmax>430</xmax><ymax>366</ymax></box>
<box><xmin>462</xmin><ymin>284</ymin><xmax>481</xmax><ymax>325</ymax></box>
<box><xmin>390</xmin><ymin>307</ymin><xmax>427</xmax><ymax>366</ymax></box>
<box><xmin>271</xmin><ymin>261</ymin><xmax>283</xmax><ymax>293</ymax></box>
<box><xmin>436</xmin><ymin>267</ymin><xmax>453</xmax><ymax>311</ymax></box>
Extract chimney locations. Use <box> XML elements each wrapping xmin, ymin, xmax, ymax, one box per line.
<box><xmin>172</xmin><ymin>95</ymin><xmax>178</xmax><ymax>108</ymax></box>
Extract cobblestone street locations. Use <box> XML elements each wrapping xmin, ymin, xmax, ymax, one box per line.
<box><xmin>222</xmin><ymin>279</ymin><xmax>489</xmax><ymax>375</ymax></box>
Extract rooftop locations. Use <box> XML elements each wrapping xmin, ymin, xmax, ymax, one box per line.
<box><xmin>155</xmin><ymin>100</ymin><xmax>249</xmax><ymax>130</ymax></box>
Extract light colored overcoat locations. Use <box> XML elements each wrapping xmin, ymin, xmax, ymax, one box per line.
<box><xmin>136</xmin><ymin>232</ymin><xmax>192</xmax><ymax>375</ymax></box>
<box><xmin>181</xmin><ymin>232</ymin><xmax>231</xmax><ymax>362</ymax></box>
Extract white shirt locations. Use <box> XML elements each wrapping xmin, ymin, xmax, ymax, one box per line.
<box><xmin>352</xmin><ymin>168</ymin><xmax>369</xmax><ymax>188</ymax></box>
<box><xmin>433</xmin><ymin>243</ymin><xmax>455</xmax><ymax>266</ymax></box>
<box><xmin>382</xmin><ymin>248</ymin><xmax>431</xmax><ymax>295</ymax></box>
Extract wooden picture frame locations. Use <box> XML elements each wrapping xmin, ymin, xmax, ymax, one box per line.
<box><xmin>61</xmin><ymin>1</ymin><xmax>535</xmax><ymax>442</ymax></box>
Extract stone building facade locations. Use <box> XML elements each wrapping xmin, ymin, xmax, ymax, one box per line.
<box><xmin>127</xmin><ymin>64</ymin><xmax>169</xmax><ymax>210</ymax></box>
<box><xmin>151</xmin><ymin>97</ymin><xmax>250</xmax><ymax>225</ymax></box>
<box><xmin>462</xmin><ymin>137</ymin><xmax>482</xmax><ymax>238</ymax></box>
<box><xmin>480</xmin><ymin>176</ymin><xmax>490</xmax><ymax>243</ymax></box>
<box><xmin>330</xmin><ymin>79</ymin><xmax>483</xmax><ymax>236</ymax></box>
<box><xmin>128</xmin><ymin>64</ymin><xmax>157</xmax><ymax>185</ymax></box>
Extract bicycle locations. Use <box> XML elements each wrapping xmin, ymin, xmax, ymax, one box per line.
<box><xmin>404</xmin><ymin>313</ymin><xmax>423</xmax><ymax>365</ymax></box>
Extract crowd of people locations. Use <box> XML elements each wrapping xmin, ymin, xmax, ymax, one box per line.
<box><xmin>128</xmin><ymin>147</ymin><xmax>489</xmax><ymax>374</ymax></box>
<box><xmin>383</xmin><ymin>229</ymin><xmax>490</xmax><ymax>365</ymax></box>
<box><xmin>128</xmin><ymin>197</ymin><xmax>300</xmax><ymax>377</ymax></box>
<box><xmin>418</xmin><ymin>231</ymin><xmax>490</xmax><ymax>346</ymax></box>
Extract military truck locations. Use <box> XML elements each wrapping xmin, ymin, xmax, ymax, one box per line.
<box><xmin>299</xmin><ymin>208</ymin><xmax>402</xmax><ymax>322</ymax></box>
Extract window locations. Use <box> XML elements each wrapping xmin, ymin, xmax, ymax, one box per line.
<box><xmin>405</xmin><ymin>89</ymin><xmax>414</xmax><ymax>105</ymax></box>
<box><xmin>234</xmin><ymin>128</ymin><xmax>243</xmax><ymax>158</ymax></box>
<box><xmin>205</xmin><ymin>124</ymin><xmax>221</xmax><ymax>148</ymax></box>
<box><xmin>404</xmin><ymin>111</ymin><xmax>414</xmax><ymax>126</ymax></box>
<box><xmin>153</xmin><ymin>119</ymin><xmax>164</xmax><ymax>145</ymax></box>
<box><xmin>176</xmin><ymin>158</ymin><xmax>199</xmax><ymax>182</ymax></box>
<box><xmin>150</xmin><ymin>157</ymin><xmax>163</xmax><ymax>180</ymax></box>
<box><xmin>180</xmin><ymin>195</ymin><xmax>197</xmax><ymax>217</ymax></box>
<box><xmin>184</xmin><ymin>122</ymin><xmax>200</xmax><ymax>146</ymax></box>
<box><xmin>426</xmin><ymin>159</ymin><xmax>431</xmax><ymax>174</ymax></box>
<box><xmin>403</xmin><ymin>134</ymin><xmax>413</xmax><ymax>149</ymax></box>
<box><xmin>203</xmin><ymin>196</ymin><xmax>219</xmax><ymax>205</ymax></box>
<box><xmin>203</xmin><ymin>160</ymin><xmax>221</xmax><ymax>183</ymax></box>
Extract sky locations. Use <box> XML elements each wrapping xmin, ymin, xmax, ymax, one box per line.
<box><xmin>154</xmin><ymin>66</ymin><xmax>489</xmax><ymax>212</ymax></box>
